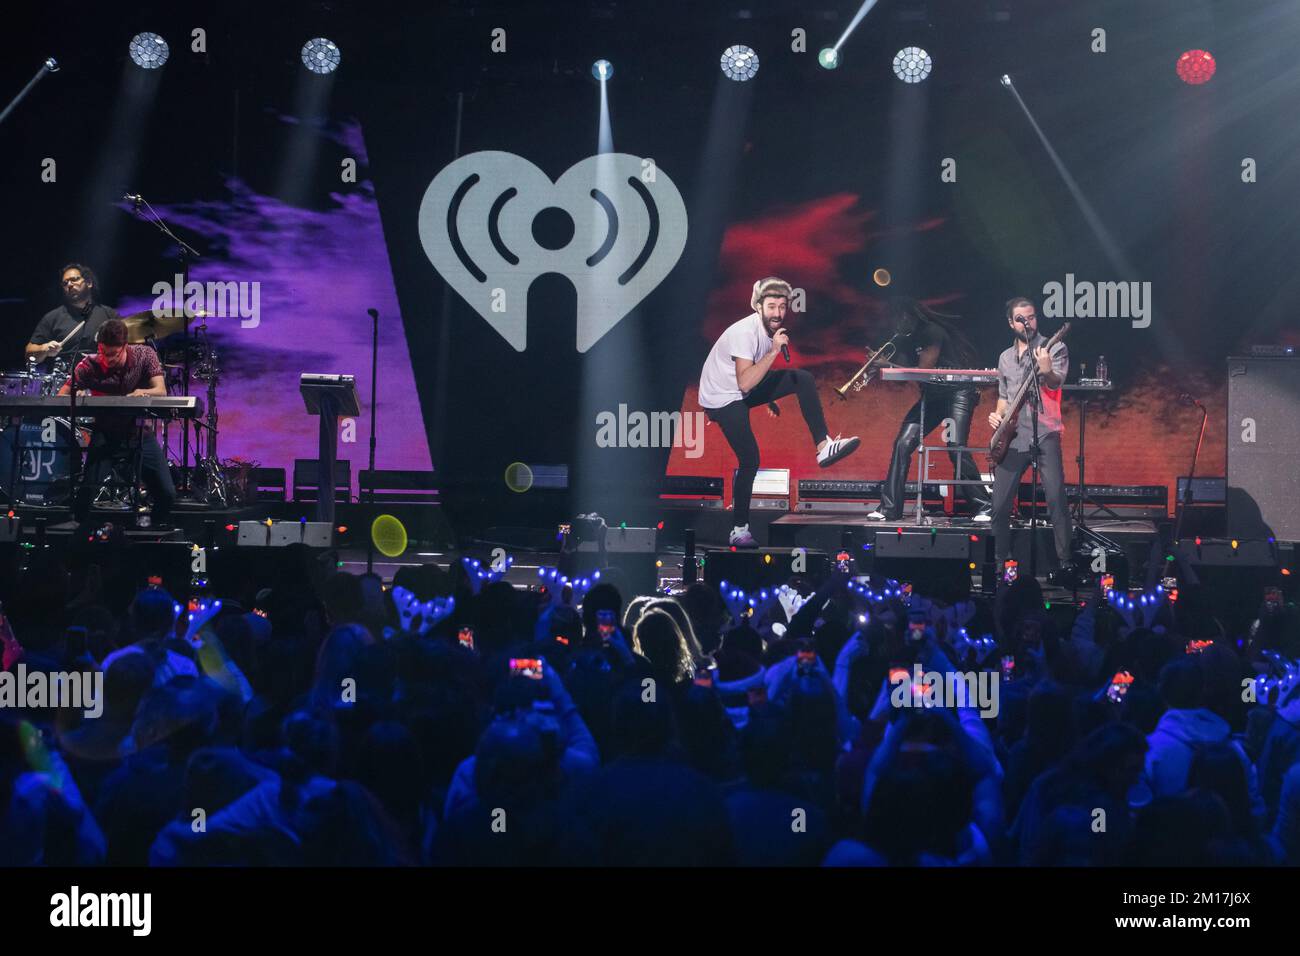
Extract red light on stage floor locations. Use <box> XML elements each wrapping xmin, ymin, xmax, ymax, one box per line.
<box><xmin>1176</xmin><ymin>49</ymin><xmax>1216</xmax><ymax>85</ymax></box>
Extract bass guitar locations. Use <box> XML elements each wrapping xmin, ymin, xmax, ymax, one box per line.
<box><xmin>986</xmin><ymin>322</ymin><xmax>1071</xmax><ymax>469</ymax></box>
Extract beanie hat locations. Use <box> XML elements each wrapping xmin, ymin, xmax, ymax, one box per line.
<box><xmin>750</xmin><ymin>276</ymin><xmax>793</xmax><ymax>312</ymax></box>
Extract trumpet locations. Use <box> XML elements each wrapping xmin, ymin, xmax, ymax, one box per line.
<box><xmin>836</xmin><ymin>335</ymin><xmax>900</xmax><ymax>397</ymax></box>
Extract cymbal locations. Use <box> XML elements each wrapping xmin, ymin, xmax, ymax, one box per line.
<box><xmin>120</xmin><ymin>310</ymin><xmax>212</xmax><ymax>344</ymax></box>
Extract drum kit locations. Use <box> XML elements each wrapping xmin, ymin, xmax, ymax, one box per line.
<box><xmin>0</xmin><ymin>308</ymin><xmax>232</xmax><ymax>509</ymax></box>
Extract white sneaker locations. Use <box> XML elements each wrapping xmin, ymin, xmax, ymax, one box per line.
<box><xmin>729</xmin><ymin>525</ymin><xmax>758</xmax><ymax>548</ymax></box>
<box><xmin>867</xmin><ymin>510</ymin><xmax>887</xmax><ymax>521</ymax></box>
<box><xmin>973</xmin><ymin>510</ymin><xmax>992</xmax><ymax>524</ymax></box>
<box><xmin>817</xmin><ymin>434</ymin><xmax>861</xmax><ymax>468</ymax></box>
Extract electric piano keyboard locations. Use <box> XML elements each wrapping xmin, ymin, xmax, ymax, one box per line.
<box><xmin>0</xmin><ymin>395</ymin><xmax>198</xmax><ymax>417</ymax></box>
<box><xmin>879</xmin><ymin>367</ymin><xmax>998</xmax><ymax>384</ymax></box>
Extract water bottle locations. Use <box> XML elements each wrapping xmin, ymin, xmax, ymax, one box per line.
<box><xmin>1096</xmin><ymin>355</ymin><xmax>1108</xmax><ymax>384</ymax></box>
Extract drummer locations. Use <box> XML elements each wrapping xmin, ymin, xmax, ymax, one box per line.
<box><xmin>25</xmin><ymin>263</ymin><xmax>119</xmax><ymax>366</ymax></box>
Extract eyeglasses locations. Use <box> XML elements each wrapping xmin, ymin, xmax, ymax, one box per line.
<box><xmin>62</xmin><ymin>276</ymin><xmax>86</xmax><ymax>287</ymax></box>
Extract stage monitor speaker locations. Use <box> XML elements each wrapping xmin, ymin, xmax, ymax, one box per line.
<box><xmin>702</xmin><ymin>548</ymin><xmax>830</xmax><ymax>593</ymax></box>
<box><xmin>1227</xmin><ymin>357</ymin><xmax>1300</xmax><ymax>542</ymax></box>
<box><xmin>865</xmin><ymin>530</ymin><xmax>975</xmax><ymax>601</ymax></box>
<box><xmin>238</xmin><ymin>520</ymin><xmax>333</xmax><ymax>548</ymax></box>
<box><xmin>1175</xmin><ymin>537</ymin><xmax>1281</xmax><ymax>633</ymax></box>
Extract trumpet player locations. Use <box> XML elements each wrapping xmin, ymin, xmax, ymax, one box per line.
<box><xmin>698</xmin><ymin>277</ymin><xmax>861</xmax><ymax>548</ymax></box>
<box><xmin>868</xmin><ymin>298</ymin><xmax>993</xmax><ymax>523</ymax></box>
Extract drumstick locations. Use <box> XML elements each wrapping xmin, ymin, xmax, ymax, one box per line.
<box><xmin>56</xmin><ymin>320</ymin><xmax>85</xmax><ymax>349</ymax></box>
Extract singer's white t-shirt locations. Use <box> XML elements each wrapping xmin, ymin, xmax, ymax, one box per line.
<box><xmin>698</xmin><ymin>312</ymin><xmax>775</xmax><ymax>410</ymax></box>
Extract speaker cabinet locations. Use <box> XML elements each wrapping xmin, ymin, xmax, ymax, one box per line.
<box><xmin>1227</xmin><ymin>357</ymin><xmax>1300</xmax><ymax>542</ymax></box>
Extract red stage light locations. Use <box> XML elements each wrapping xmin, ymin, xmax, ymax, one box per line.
<box><xmin>1176</xmin><ymin>49</ymin><xmax>1216</xmax><ymax>85</ymax></box>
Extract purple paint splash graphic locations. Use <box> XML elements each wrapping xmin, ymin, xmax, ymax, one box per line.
<box><xmin>116</xmin><ymin>119</ymin><xmax>431</xmax><ymax>496</ymax></box>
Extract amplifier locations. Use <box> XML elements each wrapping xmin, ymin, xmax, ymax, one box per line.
<box><xmin>1018</xmin><ymin>483</ymin><xmax>1167</xmax><ymax>515</ymax></box>
<box><xmin>576</xmin><ymin>526</ymin><xmax>657</xmax><ymax>553</ymax></box>
<box><xmin>661</xmin><ymin>475</ymin><xmax>724</xmax><ymax>497</ymax></box>
<box><xmin>798</xmin><ymin>479</ymin><xmax>945</xmax><ymax>500</ymax></box>
<box><xmin>1228</xmin><ymin>356</ymin><xmax>1300</xmax><ymax>542</ymax></box>
<box><xmin>797</xmin><ymin>500</ymin><xmax>938</xmax><ymax>514</ymax></box>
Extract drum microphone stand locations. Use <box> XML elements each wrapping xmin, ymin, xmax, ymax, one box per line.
<box><xmin>124</xmin><ymin>194</ymin><xmax>201</xmax><ymax>497</ymax></box>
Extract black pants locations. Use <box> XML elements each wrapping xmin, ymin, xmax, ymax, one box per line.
<box><xmin>990</xmin><ymin>429</ymin><xmax>1072</xmax><ymax>562</ymax></box>
<box><xmin>74</xmin><ymin>428</ymin><xmax>175</xmax><ymax>523</ymax></box>
<box><xmin>705</xmin><ymin>368</ymin><xmax>829</xmax><ymax>527</ymax></box>
<box><xmin>879</xmin><ymin>387</ymin><xmax>991</xmax><ymax>517</ymax></box>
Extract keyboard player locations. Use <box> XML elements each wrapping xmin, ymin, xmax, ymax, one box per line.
<box><xmin>58</xmin><ymin>318</ymin><xmax>175</xmax><ymax>525</ymax></box>
<box><xmin>869</xmin><ymin>298</ymin><xmax>993</xmax><ymax>522</ymax></box>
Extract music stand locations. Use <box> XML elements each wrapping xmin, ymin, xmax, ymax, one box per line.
<box><xmin>300</xmin><ymin>374</ymin><xmax>360</xmax><ymax>524</ymax></box>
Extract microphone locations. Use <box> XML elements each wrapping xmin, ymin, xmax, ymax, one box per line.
<box><xmin>781</xmin><ymin>343</ymin><xmax>791</xmax><ymax>363</ymax></box>
<box><xmin>123</xmin><ymin>193</ymin><xmax>144</xmax><ymax>208</ymax></box>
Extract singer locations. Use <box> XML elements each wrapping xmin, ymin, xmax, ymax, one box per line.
<box><xmin>26</xmin><ymin>263</ymin><xmax>118</xmax><ymax>365</ymax></box>
<box><xmin>698</xmin><ymin>276</ymin><xmax>860</xmax><ymax>547</ymax></box>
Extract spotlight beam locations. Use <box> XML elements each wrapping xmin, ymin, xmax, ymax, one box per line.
<box><xmin>1000</xmin><ymin>75</ymin><xmax>1187</xmax><ymax>365</ymax></box>
<box><xmin>1000</xmin><ymin>76</ymin><xmax>1134</xmax><ymax>281</ymax></box>
<box><xmin>831</xmin><ymin>0</ymin><xmax>882</xmax><ymax>53</ymax></box>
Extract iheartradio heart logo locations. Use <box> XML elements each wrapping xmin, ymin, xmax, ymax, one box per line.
<box><xmin>418</xmin><ymin>151</ymin><xmax>687</xmax><ymax>352</ymax></box>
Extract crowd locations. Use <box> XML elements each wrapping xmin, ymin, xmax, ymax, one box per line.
<box><xmin>2</xmin><ymin>540</ymin><xmax>1299</xmax><ymax>867</ymax></box>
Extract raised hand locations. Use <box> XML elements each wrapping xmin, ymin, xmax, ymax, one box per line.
<box><xmin>184</xmin><ymin>598</ymin><xmax>223</xmax><ymax>648</ymax></box>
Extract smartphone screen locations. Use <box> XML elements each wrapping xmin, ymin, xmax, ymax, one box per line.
<box><xmin>1265</xmin><ymin>587</ymin><xmax>1283</xmax><ymax>612</ymax></box>
<box><xmin>509</xmin><ymin>658</ymin><xmax>544</xmax><ymax>679</ymax></box>
<box><xmin>1000</xmin><ymin>655</ymin><xmax>1015</xmax><ymax>682</ymax></box>
<box><xmin>1107</xmin><ymin>670</ymin><xmax>1134</xmax><ymax>703</ymax></box>
<box><xmin>458</xmin><ymin>627</ymin><xmax>475</xmax><ymax>650</ymax></box>
<box><xmin>1003</xmin><ymin>560</ymin><xmax>1018</xmax><ymax>585</ymax></box>
<box><xmin>835</xmin><ymin>551</ymin><xmax>852</xmax><ymax>574</ymax></box>
<box><xmin>597</xmin><ymin>609</ymin><xmax>615</xmax><ymax>641</ymax></box>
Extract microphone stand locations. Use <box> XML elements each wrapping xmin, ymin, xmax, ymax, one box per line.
<box><xmin>125</xmin><ymin>195</ymin><xmax>201</xmax><ymax>497</ymax></box>
<box><xmin>1025</xmin><ymin>345</ymin><xmax>1044</xmax><ymax>580</ymax></box>
<box><xmin>1171</xmin><ymin>398</ymin><xmax>1208</xmax><ymax>546</ymax></box>
<box><xmin>365</xmin><ymin>308</ymin><xmax>379</xmax><ymax>574</ymax></box>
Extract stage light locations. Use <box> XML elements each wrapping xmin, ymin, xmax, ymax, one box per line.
<box><xmin>872</xmin><ymin>268</ymin><xmax>891</xmax><ymax>286</ymax></box>
<box><xmin>818</xmin><ymin>48</ymin><xmax>839</xmax><ymax>70</ymax></box>
<box><xmin>592</xmin><ymin>59</ymin><xmax>613</xmax><ymax>81</ymax></box>
<box><xmin>1000</xmin><ymin>74</ymin><xmax>1012</xmax><ymax>88</ymax></box>
<box><xmin>720</xmin><ymin>44</ymin><xmax>760</xmax><ymax>81</ymax></box>
<box><xmin>1176</xmin><ymin>49</ymin><xmax>1215</xmax><ymax>85</ymax></box>
<box><xmin>128</xmin><ymin>33</ymin><xmax>169</xmax><ymax>70</ymax></box>
<box><xmin>301</xmin><ymin>37</ymin><xmax>341</xmax><ymax>75</ymax></box>
<box><xmin>892</xmin><ymin>46</ymin><xmax>931</xmax><ymax>84</ymax></box>
<box><xmin>504</xmin><ymin>462</ymin><xmax>534</xmax><ymax>493</ymax></box>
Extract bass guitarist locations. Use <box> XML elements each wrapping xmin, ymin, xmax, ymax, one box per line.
<box><xmin>987</xmin><ymin>297</ymin><xmax>1073</xmax><ymax>571</ymax></box>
